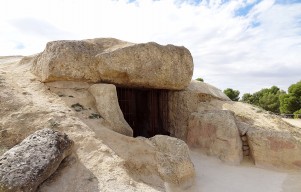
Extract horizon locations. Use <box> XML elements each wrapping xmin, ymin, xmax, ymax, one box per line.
<box><xmin>0</xmin><ymin>0</ymin><xmax>300</xmax><ymax>94</ymax></box>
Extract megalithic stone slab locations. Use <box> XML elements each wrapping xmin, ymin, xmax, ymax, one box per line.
<box><xmin>30</xmin><ymin>38</ymin><xmax>193</xmax><ymax>90</ymax></box>
<box><xmin>0</xmin><ymin>128</ymin><xmax>74</xmax><ymax>192</ymax></box>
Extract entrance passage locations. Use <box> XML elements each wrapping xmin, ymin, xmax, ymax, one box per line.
<box><xmin>116</xmin><ymin>87</ymin><xmax>169</xmax><ymax>138</ymax></box>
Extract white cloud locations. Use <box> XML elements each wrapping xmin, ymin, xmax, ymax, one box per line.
<box><xmin>0</xmin><ymin>0</ymin><xmax>300</xmax><ymax>94</ymax></box>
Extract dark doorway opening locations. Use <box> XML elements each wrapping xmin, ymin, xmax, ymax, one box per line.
<box><xmin>116</xmin><ymin>87</ymin><xmax>169</xmax><ymax>138</ymax></box>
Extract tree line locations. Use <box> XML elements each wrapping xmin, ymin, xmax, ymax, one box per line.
<box><xmin>195</xmin><ymin>78</ymin><xmax>301</xmax><ymax>118</ymax></box>
<box><xmin>224</xmin><ymin>81</ymin><xmax>301</xmax><ymax>118</ymax></box>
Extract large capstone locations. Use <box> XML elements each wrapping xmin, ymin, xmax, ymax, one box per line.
<box><xmin>0</xmin><ymin>128</ymin><xmax>74</xmax><ymax>192</ymax></box>
<box><xmin>30</xmin><ymin>38</ymin><xmax>193</xmax><ymax>90</ymax></box>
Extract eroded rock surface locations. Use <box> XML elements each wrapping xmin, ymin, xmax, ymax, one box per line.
<box><xmin>247</xmin><ymin>127</ymin><xmax>301</xmax><ymax>169</ymax></box>
<box><xmin>168</xmin><ymin>80</ymin><xmax>229</xmax><ymax>140</ymax></box>
<box><xmin>30</xmin><ymin>38</ymin><xmax>193</xmax><ymax>90</ymax></box>
<box><xmin>169</xmin><ymin>80</ymin><xmax>301</xmax><ymax>169</ymax></box>
<box><xmin>187</xmin><ymin>80</ymin><xmax>230</xmax><ymax>101</ymax></box>
<box><xmin>0</xmin><ymin>128</ymin><xmax>74</xmax><ymax>192</ymax></box>
<box><xmin>187</xmin><ymin>110</ymin><xmax>242</xmax><ymax>164</ymax></box>
<box><xmin>203</xmin><ymin>100</ymin><xmax>301</xmax><ymax>169</ymax></box>
<box><xmin>88</xmin><ymin>83</ymin><xmax>133</xmax><ymax>136</ymax></box>
<box><xmin>150</xmin><ymin>135</ymin><xmax>195</xmax><ymax>188</ymax></box>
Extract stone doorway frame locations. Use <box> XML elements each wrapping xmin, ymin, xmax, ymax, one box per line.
<box><xmin>116</xmin><ymin>87</ymin><xmax>169</xmax><ymax>137</ymax></box>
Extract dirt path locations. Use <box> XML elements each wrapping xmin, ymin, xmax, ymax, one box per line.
<box><xmin>187</xmin><ymin>150</ymin><xmax>301</xmax><ymax>192</ymax></box>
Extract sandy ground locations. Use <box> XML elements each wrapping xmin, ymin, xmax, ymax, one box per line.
<box><xmin>282</xmin><ymin>118</ymin><xmax>301</xmax><ymax>128</ymax></box>
<box><xmin>185</xmin><ymin>150</ymin><xmax>301</xmax><ymax>192</ymax></box>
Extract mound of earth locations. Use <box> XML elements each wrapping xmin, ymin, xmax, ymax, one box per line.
<box><xmin>1</xmin><ymin>38</ymin><xmax>301</xmax><ymax>192</ymax></box>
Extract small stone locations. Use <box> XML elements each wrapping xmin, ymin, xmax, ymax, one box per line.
<box><xmin>71</xmin><ymin>103</ymin><xmax>84</xmax><ymax>112</ymax></box>
<box><xmin>241</xmin><ymin>136</ymin><xmax>248</xmax><ymax>142</ymax></box>
<box><xmin>129</xmin><ymin>180</ymin><xmax>134</xmax><ymax>186</ymax></box>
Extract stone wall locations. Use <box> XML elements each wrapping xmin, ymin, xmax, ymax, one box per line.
<box><xmin>167</xmin><ymin>80</ymin><xmax>230</xmax><ymax>141</ymax></box>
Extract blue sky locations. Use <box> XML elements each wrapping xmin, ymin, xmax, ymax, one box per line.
<box><xmin>0</xmin><ymin>0</ymin><xmax>301</xmax><ymax>95</ymax></box>
<box><xmin>235</xmin><ymin>0</ymin><xmax>259</xmax><ymax>16</ymax></box>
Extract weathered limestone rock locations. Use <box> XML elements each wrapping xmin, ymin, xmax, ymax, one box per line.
<box><xmin>168</xmin><ymin>88</ymin><xmax>199</xmax><ymax>140</ymax></box>
<box><xmin>89</xmin><ymin>83</ymin><xmax>133</xmax><ymax>136</ymax></box>
<box><xmin>0</xmin><ymin>128</ymin><xmax>74</xmax><ymax>192</ymax></box>
<box><xmin>187</xmin><ymin>110</ymin><xmax>243</xmax><ymax>164</ymax></box>
<box><xmin>45</xmin><ymin>81</ymin><xmax>91</xmax><ymax>89</ymax></box>
<box><xmin>30</xmin><ymin>38</ymin><xmax>193</xmax><ymax>90</ymax></box>
<box><xmin>121</xmin><ymin>135</ymin><xmax>195</xmax><ymax>189</ymax></box>
<box><xmin>247</xmin><ymin>127</ymin><xmax>301</xmax><ymax>169</ymax></box>
<box><xmin>168</xmin><ymin>80</ymin><xmax>230</xmax><ymax>140</ymax></box>
<box><xmin>187</xmin><ymin>80</ymin><xmax>230</xmax><ymax>101</ymax></box>
<box><xmin>149</xmin><ymin>135</ymin><xmax>195</xmax><ymax>188</ymax></box>
<box><xmin>220</xmin><ymin>100</ymin><xmax>301</xmax><ymax>169</ymax></box>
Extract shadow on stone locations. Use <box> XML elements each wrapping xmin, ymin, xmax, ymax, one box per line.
<box><xmin>37</xmin><ymin>153</ymin><xmax>99</xmax><ymax>192</ymax></box>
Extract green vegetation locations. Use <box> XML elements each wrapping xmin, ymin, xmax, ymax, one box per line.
<box><xmin>241</xmin><ymin>81</ymin><xmax>301</xmax><ymax>118</ymax></box>
<box><xmin>279</xmin><ymin>94</ymin><xmax>299</xmax><ymax>114</ymax></box>
<box><xmin>223</xmin><ymin>88</ymin><xmax>240</xmax><ymax>101</ymax></box>
<box><xmin>279</xmin><ymin>81</ymin><xmax>301</xmax><ymax>115</ymax></box>
<box><xmin>195</xmin><ymin>77</ymin><xmax>204</xmax><ymax>82</ymax></box>
<box><xmin>294</xmin><ymin>109</ymin><xmax>301</xmax><ymax>119</ymax></box>
<box><xmin>241</xmin><ymin>86</ymin><xmax>284</xmax><ymax>113</ymax></box>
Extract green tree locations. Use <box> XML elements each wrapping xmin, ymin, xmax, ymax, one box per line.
<box><xmin>258</xmin><ymin>92</ymin><xmax>280</xmax><ymax>113</ymax></box>
<box><xmin>195</xmin><ymin>77</ymin><xmax>204</xmax><ymax>82</ymax></box>
<box><xmin>223</xmin><ymin>88</ymin><xmax>240</xmax><ymax>101</ymax></box>
<box><xmin>288</xmin><ymin>81</ymin><xmax>301</xmax><ymax>97</ymax></box>
<box><xmin>240</xmin><ymin>81</ymin><xmax>301</xmax><ymax>115</ymax></box>
<box><xmin>242</xmin><ymin>93</ymin><xmax>254</xmax><ymax>104</ymax></box>
<box><xmin>279</xmin><ymin>94</ymin><xmax>300</xmax><ymax>114</ymax></box>
<box><xmin>241</xmin><ymin>86</ymin><xmax>284</xmax><ymax>113</ymax></box>
<box><xmin>294</xmin><ymin>109</ymin><xmax>301</xmax><ymax>119</ymax></box>
<box><xmin>279</xmin><ymin>81</ymin><xmax>301</xmax><ymax>114</ymax></box>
